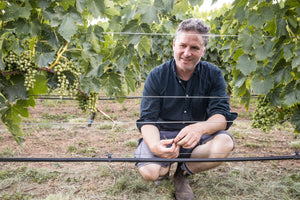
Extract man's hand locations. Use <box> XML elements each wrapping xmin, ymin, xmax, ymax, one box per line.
<box><xmin>174</xmin><ymin>125</ymin><xmax>202</xmax><ymax>149</ymax></box>
<box><xmin>151</xmin><ymin>139</ymin><xmax>180</xmax><ymax>158</ymax></box>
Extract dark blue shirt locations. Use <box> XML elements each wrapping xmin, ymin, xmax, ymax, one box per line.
<box><xmin>136</xmin><ymin>59</ymin><xmax>238</xmax><ymax>132</ymax></box>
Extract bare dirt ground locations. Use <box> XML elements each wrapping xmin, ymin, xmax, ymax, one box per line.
<box><xmin>0</xmin><ymin>93</ymin><xmax>299</xmax><ymax>199</ymax></box>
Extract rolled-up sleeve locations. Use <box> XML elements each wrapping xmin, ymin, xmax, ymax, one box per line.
<box><xmin>206</xmin><ymin>68</ymin><xmax>238</xmax><ymax>130</ymax></box>
<box><xmin>136</xmin><ymin>69</ymin><xmax>162</xmax><ymax>131</ymax></box>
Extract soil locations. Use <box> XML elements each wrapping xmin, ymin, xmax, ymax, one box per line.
<box><xmin>0</xmin><ymin>93</ymin><xmax>299</xmax><ymax>199</ymax></box>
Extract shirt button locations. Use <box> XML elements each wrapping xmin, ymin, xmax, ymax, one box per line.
<box><xmin>186</xmin><ymin>94</ymin><xmax>188</xmax><ymax>97</ymax></box>
<box><xmin>184</xmin><ymin>110</ymin><xmax>187</xmax><ymax>114</ymax></box>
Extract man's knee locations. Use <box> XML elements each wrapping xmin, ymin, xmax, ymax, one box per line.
<box><xmin>138</xmin><ymin>164</ymin><xmax>160</xmax><ymax>181</ymax></box>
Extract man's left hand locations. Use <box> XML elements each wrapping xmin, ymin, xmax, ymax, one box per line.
<box><xmin>174</xmin><ymin>124</ymin><xmax>202</xmax><ymax>149</ymax></box>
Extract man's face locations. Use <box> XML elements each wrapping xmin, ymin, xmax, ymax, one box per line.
<box><xmin>173</xmin><ymin>31</ymin><xmax>206</xmax><ymax>73</ymax></box>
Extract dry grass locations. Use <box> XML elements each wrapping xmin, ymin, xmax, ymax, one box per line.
<box><xmin>0</xmin><ymin>93</ymin><xmax>299</xmax><ymax>199</ymax></box>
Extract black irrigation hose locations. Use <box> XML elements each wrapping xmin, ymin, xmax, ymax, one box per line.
<box><xmin>1</xmin><ymin>152</ymin><xmax>299</xmax><ymax>163</ymax></box>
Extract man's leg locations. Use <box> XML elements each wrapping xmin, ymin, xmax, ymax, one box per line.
<box><xmin>187</xmin><ymin>133</ymin><xmax>234</xmax><ymax>173</ymax></box>
<box><xmin>173</xmin><ymin>133</ymin><xmax>234</xmax><ymax>200</ymax></box>
<box><xmin>138</xmin><ymin>163</ymin><xmax>170</xmax><ymax>181</ymax></box>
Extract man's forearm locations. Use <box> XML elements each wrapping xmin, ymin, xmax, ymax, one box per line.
<box><xmin>194</xmin><ymin>114</ymin><xmax>227</xmax><ymax>135</ymax></box>
<box><xmin>141</xmin><ymin>124</ymin><xmax>161</xmax><ymax>151</ymax></box>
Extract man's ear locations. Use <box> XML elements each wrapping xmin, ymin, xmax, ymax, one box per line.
<box><xmin>202</xmin><ymin>47</ymin><xmax>206</xmax><ymax>57</ymax></box>
<box><xmin>173</xmin><ymin>40</ymin><xmax>176</xmax><ymax>50</ymax></box>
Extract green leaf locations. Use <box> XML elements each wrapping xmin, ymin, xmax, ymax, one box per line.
<box><xmin>3</xmin><ymin>2</ymin><xmax>31</xmax><ymax>21</ymax></box>
<box><xmin>125</xmin><ymin>68</ymin><xmax>136</xmax><ymax>92</ymax></box>
<box><xmin>189</xmin><ymin>0</ymin><xmax>203</xmax><ymax>7</ymax></box>
<box><xmin>86</xmin><ymin>0</ymin><xmax>105</xmax><ymax>18</ymax></box>
<box><xmin>136</xmin><ymin>4</ymin><xmax>158</xmax><ymax>24</ymax></box>
<box><xmin>292</xmin><ymin>48</ymin><xmax>300</xmax><ymax>70</ymax></box>
<box><xmin>238</xmin><ymin>29</ymin><xmax>261</xmax><ymax>53</ymax></box>
<box><xmin>87</xmin><ymin>60</ymin><xmax>109</xmax><ymax>78</ymax></box>
<box><xmin>80</xmin><ymin>76</ymin><xmax>102</xmax><ymax>94</ymax></box>
<box><xmin>2</xmin><ymin>75</ymin><xmax>27</xmax><ymax>103</ymax></box>
<box><xmin>100</xmin><ymin>72</ymin><xmax>123</xmax><ymax>97</ymax></box>
<box><xmin>251</xmin><ymin>75</ymin><xmax>273</xmax><ymax>94</ymax></box>
<box><xmin>236</xmin><ymin>54</ymin><xmax>257</xmax><ymax>75</ymax></box>
<box><xmin>35</xmin><ymin>52</ymin><xmax>56</xmax><ymax>67</ymax></box>
<box><xmin>28</xmin><ymin>74</ymin><xmax>48</xmax><ymax>97</ymax></box>
<box><xmin>0</xmin><ymin>93</ymin><xmax>9</xmax><ymax>118</ymax></box>
<box><xmin>248</xmin><ymin>11</ymin><xmax>265</xmax><ymax>28</ymax></box>
<box><xmin>173</xmin><ymin>0</ymin><xmax>189</xmax><ymax>14</ymax></box>
<box><xmin>137</xmin><ymin>36</ymin><xmax>151</xmax><ymax>58</ymax></box>
<box><xmin>38</xmin><ymin>0</ymin><xmax>51</xmax><ymax>9</ymax></box>
<box><xmin>291</xmin><ymin>106</ymin><xmax>300</xmax><ymax>133</ymax></box>
<box><xmin>2</xmin><ymin>105</ymin><xmax>25</xmax><ymax>146</ymax></box>
<box><xmin>76</xmin><ymin>0</ymin><xmax>86</xmax><ymax>13</ymax></box>
<box><xmin>44</xmin><ymin>6</ymin><xmax>66</xmax><ymax>27</ymax></box>
<box><xmin>282</xmin><ymin>81</ymin><xmax>300</xmax><ymax>107</ymax></box>
<box><xmin>255</xmin><ymin>39</ymin><xmax>274</xmax><ymax>61</ymax></box>
<box><xmin>86</xmin><ymin>25</ymin><xmax>104</xmax><ymax>52</ymax></box>
<box><xmin>58</xmin><ymin>7</ymin><xmax>83</xmax><ymax>41</ymax></box>
<box><xmin>234</xmin><ymin>6</ymin><xmax>246</xmax><ymax>24</ymax></box>
<box><xmin>283</xmin><ymin>42</ymin><xmax>294</xmax><ymax>61</ymax></box>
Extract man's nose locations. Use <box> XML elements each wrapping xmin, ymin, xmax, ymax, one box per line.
<box><xmin>183</xmin><ymin>48</ymin><xmax>192</xmax><ymax>56</ymax></box>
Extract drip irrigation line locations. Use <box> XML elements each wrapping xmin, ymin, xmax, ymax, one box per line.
<box><xmin>0</xmin><ymin>152</ymin><xmax>299</xmax><ymax>163</ymax></box>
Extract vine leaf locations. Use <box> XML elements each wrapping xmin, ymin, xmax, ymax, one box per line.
<box><xmin>58</xmin><ymin>7</ymin><xmax>83</xmax><ymax>41</ymax></box>
<box><xmin>137</xmin><ymin>36</ymin><xmax>151</xmax><ymax>58</ymax></box>
<box><xmin>2</xmin><ymin>2</ymin><xmax>31</xmax><ymax>21</ymax></box>
<box><xmin>86</xmin><ymin>0</ymin><xmax>105</xmax><ymax>18</ymax></box>
<box><xmin>282</xmin><ymin>81</ymin><xmax>300</xmax><ymax>107</ymax></box>
<box><xmin>236</xmin><ymin>54</ymin><xmax>257</xmax><ymax>75</ymax></box>
<box><xmin>291</xmin><ymin>107</ymin><xmax>300</xmax><ymax>133</ymax></box>
<box><xmin>2</xmin><ymin>75</ymin><xmax>27</xmax><ymax>103</ymax></box>
<box><xmin>251</xmin><ymin>76</ymin><xmax>273</xmax><ymax>95</ymax></box>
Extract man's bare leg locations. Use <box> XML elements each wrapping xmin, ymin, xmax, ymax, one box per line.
<box><xmin>186</xmin><ymin>133</ymin><xmax>234</xmax><ymax>173</ymax></box>
<box><xmin>138</xmin><ymin>163</ymin><xmax>170</xmax><ymax>181</ymax></box>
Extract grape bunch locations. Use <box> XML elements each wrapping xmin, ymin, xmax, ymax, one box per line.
<box><xmin>54</xmin><ymin>58</ymin><xmax>82</xmax><ymax>97</ymax></box>
<box><xmin>76</xmin><ymin>91</ymin><xmax>98</xmax><ymax>114</ymax></box>
<box><xmin>87</xmin><ymin>92</ymin><xmax>98</xmax><ymax>113</ymax></box>
<box><xmin>3</xmin><ymin>51</ymin><xmax>37</xmax><ymax>90</ymax></box>
<box><xmin>251</xmin><ymin>97</ymin><xmax>279</xmax><ymax>133</ymax></box>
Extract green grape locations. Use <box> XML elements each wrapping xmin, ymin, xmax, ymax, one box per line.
<box><xmin>3</xmin><ymin>51</ymin><xmax>38</xmax><ymax>91</ymax></box>
<box><xmin>251</xmin><ymin>97</ymin><xmax>279</xmax><ymax>133</ymax></box>
<box><xmin>87</xmin><ymin>92</ymin><xmax>98</xmax><ymax>114</ymax></box>
<box><xmin>76</xmin><ymin>92</ymin><xmax>88</xmax><ymax>112</ymax></box>
<box><xmin>53</xmin><ymin>58</ymin><xmax>82</xmax><ymax>97</ymax></box>
<box><xmin>76</xmin><ymin>92</ymin><xmax>98</xmax><ymax>114</ymax></box>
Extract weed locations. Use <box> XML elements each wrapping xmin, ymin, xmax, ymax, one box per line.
<box><xmin>78</xmin><ymin>146</ymin><xmax>97</xmax><ymax>157</ymax></box>
<box><xmin>289</xmin><ymin>140</ymin><xmax>300</xmax><ymax>149</ymax></box>
<box><xmin>124</xmin><ymin>139</ymin><xmax>138</xmax><ymax>147</ymax></box>
<box><xmin>67</xmin><ymin>145</ymin><xmax>77</xmax><ymax>153</ymax></box>
<box><xmin>244</xmin><ymin>142</ymin><xmax>261</xmax><ymax>148</ymax></box>
<box><xmin>0</xmin><ymin>192</ymin><xmax>34</xmax><ymax>200</ymax></box>
<box><xmin>97</xmin><ymin>164</ymin><xmax>112</xmax><ymax>177</ymax></box>
<box><xmin>0</xmin><ymin>147</ymin><xmax>15</xmax><ymax>157</ymax></box>
<box><xmin>99</xmin><ymin>123</ymin><xmax>113</xmax><ymax>130</ymax></box>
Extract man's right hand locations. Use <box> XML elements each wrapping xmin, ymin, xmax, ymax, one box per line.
<box><xmin>151</xmin><ymin>139</ymin><xmax>180</xmax><ymax>159</ymax></box>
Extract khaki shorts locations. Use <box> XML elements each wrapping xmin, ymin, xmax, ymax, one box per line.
<box><xmin>134</xmin><ymin>130</ymin><xmax>234</xmax><ymax>168</ymax></box>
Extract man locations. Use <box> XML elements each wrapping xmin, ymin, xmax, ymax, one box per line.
<box><xmin>134</xmin><ymin>18</ymin><xmax>238</xmax><ymax>200</ymax></box>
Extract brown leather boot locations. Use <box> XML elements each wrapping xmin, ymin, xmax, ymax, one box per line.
<box><xmin>173</xmin><ymin>163</ymin><xmax>194</xmax><ymax>200</ymax></box>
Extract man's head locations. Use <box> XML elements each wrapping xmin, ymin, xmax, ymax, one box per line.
<box><xmin>173</xmin><ymin>19</ymin><xmax>210</xmax><ymax>75</ymax></box>
<box><xmin>175</xmin><ymin>18</ymin><xmax>210</xmax><ymax>48</ymax></box>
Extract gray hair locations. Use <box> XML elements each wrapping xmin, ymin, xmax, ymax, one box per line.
<box><xmin>175</xmin><ymin>18</ymin><xmax>210</xmax><ymax>47</ymax></box>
